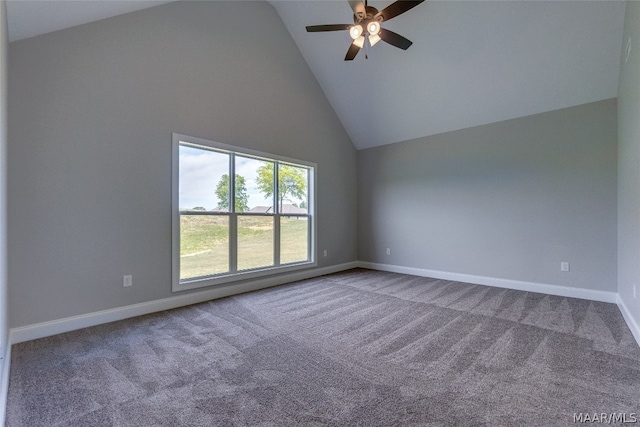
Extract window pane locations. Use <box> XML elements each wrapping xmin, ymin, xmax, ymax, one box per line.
<box><xmin>179</xmin><ymin>144</ymin><xmax>230</xmax><ymax>212</ymax></box>
<box><xmin>235</xmin><ymin>156</ymin><xmax>274</xmax><ymax>213</ymax></box>
<box><xmin>237</xmin><ymin>216</ymin><xmax>274</xmax><ymax>271</ymax></box>
<box><xmin>280</xmin><ymin>216</ymin><xmax>309</xmax><ymax>264</ymax></box>
<box><xmin>180</xmin><ymin>215</ymin><xmax>229</xmax><ymax>279</ymax></box>
<box><xmin>278</xmin><ymin>164</ymin><xmax>308</xmax><ymax>214</ymax></box>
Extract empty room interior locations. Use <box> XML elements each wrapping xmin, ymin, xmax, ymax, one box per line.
<box><xmin>0</xmin><ymin>0</ymin><xmax>639</xmax><ymax>425</ymax></box>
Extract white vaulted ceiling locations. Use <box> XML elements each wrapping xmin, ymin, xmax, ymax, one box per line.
<box><xmin>271</xmin><ymin>0</ymin><xmax>626</xmax><ymax>149</ymax></box>
<box><xmin>6</xmin><ymin>0</ymin><xmax>627</xmax><ymax>150</ymax></box>
<box><xmin>6</xmin><ymin>0</ymin><xmax>175</xmax><ymax>42</ymax></box>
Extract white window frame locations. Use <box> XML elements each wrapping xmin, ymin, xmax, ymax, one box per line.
<box><xmin>172</xmin><ymin>133</ymin><xmax>317</xmax><ymax>292</ymax></box>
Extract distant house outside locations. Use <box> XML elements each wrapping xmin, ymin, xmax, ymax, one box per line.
<box><xmin>248</xmin><ymin>204</ymin><xmax>307</xmax><ymax>215</ymax></box>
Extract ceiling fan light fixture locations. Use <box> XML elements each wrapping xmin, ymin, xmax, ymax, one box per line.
<box><xmin>367</xmin><ymin>21</ymin><xmax>381</xmax><ymax>36</ymax></box>
<box><xmin>349</xmin><ymin>25</ymin><xmax>363</xmax><ymax>40</ymax></box>
<box><xmin>353</xmin><ymin>35</ymin><xmax>365</xmax><ymax>48</ymax></box>
<box><xmin>368</xmin><ymin>33</ymin><xmax>381</xmax><ymax>46</ymax></box>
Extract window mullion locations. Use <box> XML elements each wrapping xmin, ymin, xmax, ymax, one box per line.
<box><xmin>307</xmin><ymin>214</ymin><xmax>312</xmax><ymax>263</ymax></box>
<box><xmin>274</xmin><ymin>215</ymin><xmax>281</xmax><ymax>267</ymax></box>
<box><xmin>229</xmin><ymin>154</ymin><xmax>238</xmax><ymax>273</ymax></box>
<box><xmin>229</xmin><ymin>154</ymin><xmax>236</xmax><ymax>213</ymax></box>
<box><xmin>273</xmin><ymin>162</ymin><xmax>279</xmax><ymax>215</ymax></box>
<box><xmin>229</xmin><ymin>213</ymin><xmax>237</xmax><ymax>273</ymax></box>
<box><xmin>274</xmin><ymin>163</ymin><xmax>280</xmax><ymax>266</ymax></box>
<box><xmin>307</xmin><ymin>168</ymin><xmax>312</xmax><ymax>263</ymax></box>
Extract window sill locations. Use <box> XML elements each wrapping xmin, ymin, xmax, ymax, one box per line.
<box><xmin>172</xmin><ymin>260</ymin><xmax>317</xmax><ymax>292</ymax></box>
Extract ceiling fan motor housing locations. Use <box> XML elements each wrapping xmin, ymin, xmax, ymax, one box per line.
<box><xmin>354</xmin><ymin>5</ymin><xmax>383</xmax><ymax>34</ymax></box>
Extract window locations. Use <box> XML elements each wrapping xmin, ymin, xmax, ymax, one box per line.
<box><xmin>172</xmin><ymin>133</ymin><xmax>316</xmax><ymax>291</ymax></box>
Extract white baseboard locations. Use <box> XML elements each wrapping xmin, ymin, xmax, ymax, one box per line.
<box><xmin>357</xmin><ymin>261</ymin><xmax>618</xmax><ymax>304</ymax></box>
<box><xmin>10</xmin><ymin>262</ymin><xmax>359</xmax><ymax>344</ymax></box>
<box><xmin>617</xmin><ymin>295</ymin><xmax>640</xmax><ymax>347</ymax></box>
<box><xmin>0</xmin><ymin>343</ymin><xmax>11</xmax><ymax>427</ymax></box>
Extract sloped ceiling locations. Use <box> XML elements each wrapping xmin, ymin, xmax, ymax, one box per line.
<box><xmin>6</xmin><ymin>1</ymin><xmax>627</xmax><ymax>150</ymax></box>
<box><xmin>6</xmin><ymin>0</ymin><xmax>175</xmax><ymax>42</ymax></box>
<box><xmin>271</xmin><ymin>0</ymin><xmax>626</xmax><ymax>149</ymax></box>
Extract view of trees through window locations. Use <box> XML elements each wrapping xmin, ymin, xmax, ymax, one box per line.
<box><xmin>176</xmin><ymin>139</ymin><xmax>313</xmax><ymax>284</ymax></box>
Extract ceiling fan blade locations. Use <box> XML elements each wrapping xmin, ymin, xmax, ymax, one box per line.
<box><xmin>377</xmin><ymin>0</ymin><xmax>425</xmax><ymax>22</ymax></box>
<box><xmin>306</xmin><ymin>24</ymin><xmax>351</xmax><ymax>32</ymax></box>
<box><xmin>379</xmin><ymin>28</ymin><xmax>413</xmax><ymax>50</ymax></box>
<box><xmin>348</xmin><ymin>0</ymin><xmax>366</xmax><ymax>15</ymax></box>
<box><xmin>345</xmin><ymin>43</ymin><xmax>361</xmax><ymax>61</ymax></box>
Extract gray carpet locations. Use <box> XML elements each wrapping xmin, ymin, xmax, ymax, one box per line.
<box><xmin>6</xmin><ymin>269</ymin><xmax>640</xmax><ymax>426</ymax></box>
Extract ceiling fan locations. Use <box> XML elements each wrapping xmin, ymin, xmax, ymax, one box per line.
<box><xmin>306</xmin><ymin>0</ymin><xmax>425</xmax><ymax>61</ymax></box>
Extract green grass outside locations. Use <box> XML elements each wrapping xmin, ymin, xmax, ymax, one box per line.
<box><xmin>180</xmin><ymin>215</ymin><xmax>308</xmax><ymax>280</ymax></box>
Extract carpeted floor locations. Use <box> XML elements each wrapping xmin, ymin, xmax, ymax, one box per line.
<box><xmin>6</xmin><ymin>269</ymin><xmax>640</xmax><ymax>426</ymax></box>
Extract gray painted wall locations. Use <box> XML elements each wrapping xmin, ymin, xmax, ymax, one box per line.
<box><xmin>7</xmin><ymin>1</ymin><xmax>357</xmax><ymax>328</ymax></box>
<box><xmin>618</xmin><ymin>2</ymin><xmax>640</xmax><ymax>327</ymax></box>
<box><xmin>358</xmin><ymin>99</ymin><xmax>618</xmax><ymax>292</ymax></box>
<box><xmin>0</xmin><ymin>0</ymin><xmax>8</xmax><ymax>355</ymax></box>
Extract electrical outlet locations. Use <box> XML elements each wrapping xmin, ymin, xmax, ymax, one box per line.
<box><xmin>386</xmin><ymin>248</ymin><xmax>391</xmax><ymax>255</ymax></box>
<box><xmin>123</xmin><ymin>275</ymin><xmax>133</xmax><ymax>287</ymax></box>
<box><xmin>560</xmin><ymin>262</ymin><xmax>570</xmax><ymax>272</ymax></box>
<box><xmin>323</xmin><ymin>250</ymin><xmax>327</xmax><ymax>257</ymax></box>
